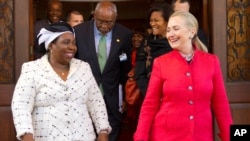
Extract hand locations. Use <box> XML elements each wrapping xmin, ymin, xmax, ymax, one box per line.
<box><xmin>97</xmin><ymin>133</ymin><xmax>108</xmax><ymax>141</ymax></box>
<box><xmin>121</xmin><ymin>101</ymin><xmax>127</xmax><ymax>113</ymax></box>
<box><xmin>21</xmin><ymin>133</ymin><xmax>34</xmax><ymax>141</ymax></box>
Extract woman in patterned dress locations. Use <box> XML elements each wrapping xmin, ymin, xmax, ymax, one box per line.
<box><xmin>11</xmin><ymin>22</ymin><xmax>111</xmax><ymax>141</ymax></box>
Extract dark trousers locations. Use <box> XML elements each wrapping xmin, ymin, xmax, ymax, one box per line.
<box><xmin>108</xmin><ymin>110</ymin><xmax>121</xmax><ymax>141</ymax></box>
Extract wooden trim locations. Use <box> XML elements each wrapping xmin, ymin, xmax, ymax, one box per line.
<box><xmin>0</xmin><ymin>85</ymin><xmax>15</xmax><ymax>105</ymax></box>
<box><xmin>227</xmin><ymin>82</ymin><xmax>250</xmax><ymax>103</ymax></box>
<box><xmin>29</xmin><ymin>0</ymin><xmax>34</xmax><ymax>60</ymax></box>
<box><xmin>202</xmin><ymin>0</ymin><xmax>208</xmax><ymax>39</ymax></box>
<box><xmin>14</xmin><ymin>0</ymin><xmax>30</xmax><ymax>81</ymax></box>
<box><xmin>210</xmin><ymin>0</ymin><xmax>227</xmax><ymax>80</ymax></box>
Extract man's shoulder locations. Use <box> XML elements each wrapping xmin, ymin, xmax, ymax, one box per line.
<box><xmin>115</xmin><ymin>23</ymin><xmax>131</xmax><ymax>30</ymax></box>
<box><xmin>74</xmin><ymin>20</ymin><xmax>92</xmax><ymax>29</ymax></box>
<box><xmin>73</xmin><ymin>21</ymin><xmax>93</xmax><ymax>38</ymax></box>
<box><xmin>113</xmin><ymin>23</ymin><xmax>132</xmax><ymax>35</ymax></box>
<box><xmin>34</xmin><ymin>19</ymin><xmax>49</xmax><ymax>27</ymax></box>
<box><xmin>197</xmin><ymin>28</ymin><xmax>208</xmax><ymax>46</ymax></box>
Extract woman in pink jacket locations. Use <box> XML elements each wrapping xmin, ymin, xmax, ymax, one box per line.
<box><xmin>134</xmin><ymin>11</ymin><xmax>233</xmax><ymax>141</ymax></box>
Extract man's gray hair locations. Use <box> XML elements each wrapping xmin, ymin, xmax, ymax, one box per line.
<box><xmin>95</xmin><ymin>1</ymin><xmax>117</xmax><ymax>14</ymax></box>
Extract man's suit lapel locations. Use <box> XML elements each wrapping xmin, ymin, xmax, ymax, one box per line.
<box><xmin>87</xmin><ymin>22</ymin><xmax>102</xmax><ymax>74</ymax></box>
<box><xmin>103</xmin><ymin>25</ymin><xmax>120</xmax><ymax>73</ymax></box>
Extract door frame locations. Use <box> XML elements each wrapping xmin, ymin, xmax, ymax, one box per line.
<box><xmin>0</xmin><ymin>0</ymin><xmax>30</xmax><ymax>140</ymax></box>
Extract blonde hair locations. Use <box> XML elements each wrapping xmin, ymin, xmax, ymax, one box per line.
<box><xmin>170</xmin><ymin>11</ymin><xmax>208</xmax><ymax>52</ymax></box>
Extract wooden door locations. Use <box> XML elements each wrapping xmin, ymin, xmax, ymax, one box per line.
<box><xmin>0</xmin><ymin>0</ymin><xmax>31</xmax><ymax>140</ymax></box>
<box><xmin>209</xmin><ymin>0</ymin><xmax>250</xmax><ymax>140</ymax></box>
<box><xmin>1</xmin><ymin>0</ymin><xmax>250</xmax><ymax>141</ymax></box>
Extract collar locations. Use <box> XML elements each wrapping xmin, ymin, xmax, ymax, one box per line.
<box><xmin>40</xmin><ymin>54</ymin><xmax>78</xmax><ymax>79</ymax></box>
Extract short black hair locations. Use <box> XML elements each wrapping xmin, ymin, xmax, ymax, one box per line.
<box><xmin>147</xmin><ymin>2</ymin><xmax>173</xmax><ymax>22</ymax></box>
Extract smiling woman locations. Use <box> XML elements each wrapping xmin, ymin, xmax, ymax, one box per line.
<box><xmin>11</xmin><ymin>22</ymin><xmax>111</xmax><ymax>141</ymax></box>
<box><xmin>134</xmin><ymin>2</ymin><xmax>173</xmax><ymax>96</ymax></box>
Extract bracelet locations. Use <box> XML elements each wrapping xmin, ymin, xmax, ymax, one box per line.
<box><xmin>22</xmin><ymin>133</ymin><xmax>33</xmax><ymax>136</ymax></box>
<box><xmin>21</xmin><ymin>133</ymin><xmax>33</xmax><ymax>139</ymax></box>
<box><xmin>99</xmin><ymin>129</ymin><xmax>109</xmax><ymax>134</ymax></box>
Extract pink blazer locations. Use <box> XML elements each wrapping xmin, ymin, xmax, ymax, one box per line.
<box><xmin>134</xmin><ymin>50</ymin><xmax>233</xmax><ymax>141</ymax></box>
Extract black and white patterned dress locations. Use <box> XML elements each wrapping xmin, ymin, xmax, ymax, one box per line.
<box><xmin>12</xmin><ymin>54</ymin><xmax>111</xmax><ymax>141</ymax></box>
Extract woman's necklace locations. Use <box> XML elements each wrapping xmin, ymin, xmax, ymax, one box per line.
<box><xmin>49</xmin><ymin>57</ymin><xmax>69</xmax><ymax>77</ymax></box>
<box><xmin>52</xmin><ymin>66</ymin><xmax>69</xmax><ymax>79</ymax></box>
<box><xmin>60</xmin><ymin>71</ymin><xmax>67</xmax><ymax>76</ymax></box>
<box><xmin>61</xmin><ymin>72</ymin><xmax>66</xmax><ymax>76</ymax></box>
<box><xmin>180</xmin><ymin>51</ymin><xmax>194</xmax><ymax>61</ymax></box>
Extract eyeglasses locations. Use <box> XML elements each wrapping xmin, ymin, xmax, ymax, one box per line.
<box><xmin>96</xmin><ymin>19</ymin><xmax>114</xmax><ymax>26</ymax></box>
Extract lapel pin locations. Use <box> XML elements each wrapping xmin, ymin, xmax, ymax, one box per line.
<box><xmin>116</xmin><ymin>39</ymin><xmax>120</xmax><ymax>42</ymax></box>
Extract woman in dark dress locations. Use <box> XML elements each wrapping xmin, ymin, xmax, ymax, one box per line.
<box><xmin>135</xmin><ymin>3</ymin><xmax>173</xmax><ymax>96</ymax></box>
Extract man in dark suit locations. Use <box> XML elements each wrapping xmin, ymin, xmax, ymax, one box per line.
<box><xmin>33</xmin><ymin>0</ymin><xmax>63</xmax><ymax>59</ymax></box>
<box><xmin>74</xmin><ymin>1</ymin><xmax>132</xmax><ymax>141</ymax></box>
